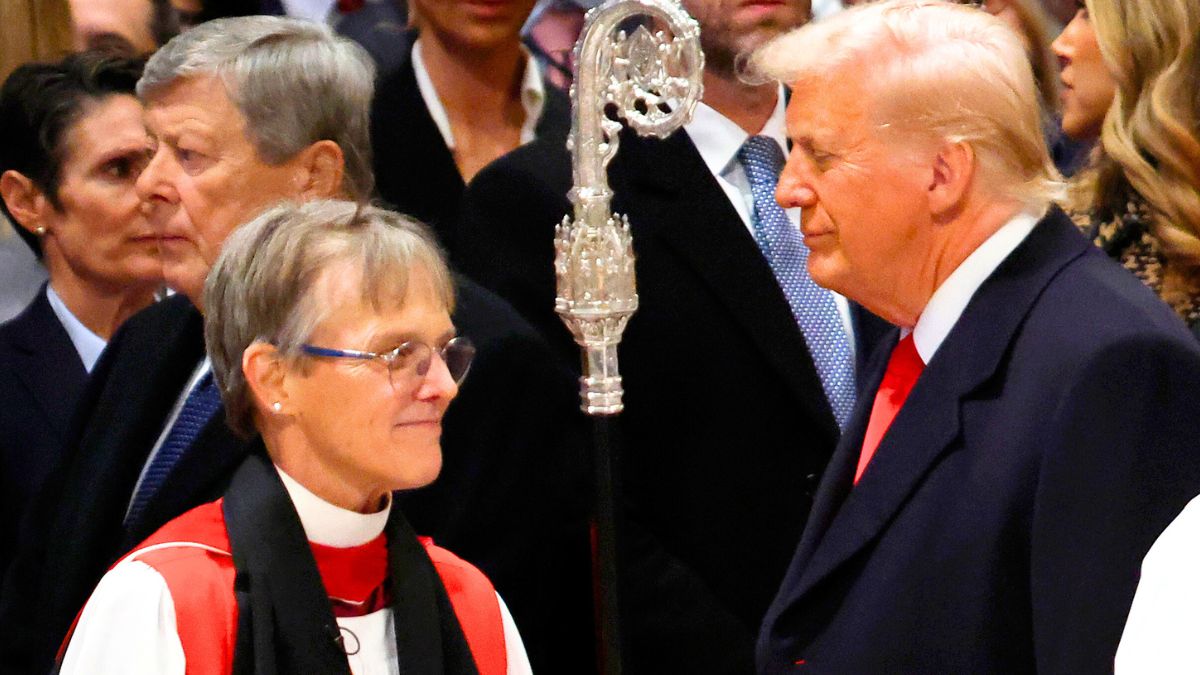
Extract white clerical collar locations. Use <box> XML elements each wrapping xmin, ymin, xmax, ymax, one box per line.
<box><xmin>686</xmin><ymin>86</ymin><xmax>788</xmax><ymax>180</ymax></box>
<box><xmin>911</xmin><ymin>209</ymin><xmax>1042</xmax><ymax>363</ymax></box>
<box><xmin>411</xmin><ymin>38</ymin><xmax>547</xmax><ymax>151</ymax></box>
<box><xmin>280</xmin><ymin>0</ymin><xmax>336</xmax><ymax>23</ymax></box>
<box><xmin>277</xmin><ymin>467</ymin><xmax>391</xmax><ymax>547</ymax></box>
<box><xmin>45</xmin><ymin>284</ymin><xmax>106</xmax><ymax>373</ymax></box>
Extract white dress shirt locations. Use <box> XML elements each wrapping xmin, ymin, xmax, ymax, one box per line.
<box><xmin>910</xmin><ymin>210</ymin><xmax>1040</xmax><ymax>362</ymax></box>
<box><xmin>64</xmin><ymin>467</ymin><xmax>533</xmax><ymax>675</ymax></box>
<box><xmin>45</xmin><ymin>284</ymin><xmax>106</xmax><ymax>373</ymax></box>
<box><xmin>280</xmin><ymin>0</ymin><xmax>336</xmax><ymax>23</ymax></box>
<box><xmin>411</xmin><ymin>39</ymin><xmax>547</xmax><ymax>151</ymax></box>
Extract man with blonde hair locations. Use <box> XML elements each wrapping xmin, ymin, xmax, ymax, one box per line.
<box><xmin>456</xmin><ymin>0</ymin><xmax>892</xmax><ymax>670</ymax></box>
<box><xmin>752</xmin><ymin>1</ymin><xmax>1200</xmax><ymax>672</ymax></box>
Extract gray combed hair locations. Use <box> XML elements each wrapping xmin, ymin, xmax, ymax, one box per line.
<box><xmin>203</xmin><ymin>200</ymin><xmax>455</xmax><ymax>438</ymax></box>
<box><xmin>138</xmin><ymin>16</ymin><xmax>376</xmax><ymax>201</ymax></box>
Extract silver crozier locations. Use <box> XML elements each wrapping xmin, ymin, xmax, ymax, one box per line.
<box><xmin>555</xmin><ymin>1</ymin><xmax>703</xmax><ymax>671</ymax></box>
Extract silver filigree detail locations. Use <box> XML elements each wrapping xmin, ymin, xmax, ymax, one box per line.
<box><xmin>556</xmin><ymin>0</ymin><xmax>703</xmax><ymax>415</ymax></box>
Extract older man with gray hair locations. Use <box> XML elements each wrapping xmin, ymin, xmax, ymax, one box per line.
<box><xmin>751</xmin><ymin>1</ymin><xmax>1200</xmax><ymax>672</ymax></box>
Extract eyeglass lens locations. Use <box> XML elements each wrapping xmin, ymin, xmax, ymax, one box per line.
<box><xmin>388</xmin><ymin>338</ymin><xmax>476</xmax><ymax>388</ymax></box>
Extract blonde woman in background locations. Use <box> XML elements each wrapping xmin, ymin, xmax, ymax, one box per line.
<box><xmin>1053</xmin><ymin>0</ymin><xmax>1200</xmax><ymax>337</ymax></box>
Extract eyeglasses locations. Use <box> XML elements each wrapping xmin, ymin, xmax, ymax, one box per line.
<box><xmin>299</xmin><ymin>336</ymin><xmax>476</xmax><ymax>390</ymax></box>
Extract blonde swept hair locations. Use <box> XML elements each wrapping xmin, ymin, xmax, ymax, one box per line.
<box><xmin>1083</xmin><ymin>0</ymin><xmax>1200</xmax><ymax>300</ymax></box>
<box><xmin>750</xmin><ymin>0</ymin><xmax>1062</xmax><ymax>211</ymax></box>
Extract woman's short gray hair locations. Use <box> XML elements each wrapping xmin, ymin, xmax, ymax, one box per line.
<box><xmin>203</xmin><ymin>200</ymin><xmax>455</xmax><ymax>438</ymax></box>
<box><xmin>138</xmin><ymin>16</ymin><xmax>375</xmax><ymax>201</ymax></box>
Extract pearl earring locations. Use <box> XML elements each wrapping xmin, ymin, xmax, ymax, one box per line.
<box><xmin>35</xmin><ymin>226</ymin><xmax>46</xmax><ymax>236</ymax></box>
<box><xmin>272</xmin><ymin>402</ymin><xmax>282</xmax><ymax>412</ymax></box>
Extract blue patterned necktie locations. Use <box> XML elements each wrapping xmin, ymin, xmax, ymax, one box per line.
<box><xmin>125</xmin><ymin>371</ymin><xmax>223</xmax><ymax>527</ymax></box>
<box><xmin>738</xmin><ymin>135</ymin><xmax>856</xmax><ymax>428</ymax></box>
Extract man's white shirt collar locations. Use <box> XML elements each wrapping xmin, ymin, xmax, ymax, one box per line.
<box><xmin>911</xmin><ymin>209</ymin><xmax>1042</xmax><ymax>363</ymax></box>
<box><xmin>280</xmin><ymin>0</ymin><xmax>336</xmax><ymax>23</ymax></box>
<box><xmin>412</xmin><ymin>38</ymin><xmax>547</xmax><ymax>151</ymax></box>
<box><xmin>46</xmin><ymin>284</ymin><xmax>106</xmax><ymax>373</ymax></box>
<box><xmin>278</xmin><ymin>467</ymin><xmax>391</xmax><ymax>547</ymax></box>
<box><xmin>686</xmin><ymin>88</ymin><xmax>790</xmax><ymax>182</ymax></box>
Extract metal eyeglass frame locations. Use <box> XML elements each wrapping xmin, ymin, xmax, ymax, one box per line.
<box><xmin>298</xmin><ymin>336</ymin><xmax>476</xmax><ymax>388</ymax></box>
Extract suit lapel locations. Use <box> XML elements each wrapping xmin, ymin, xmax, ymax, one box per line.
<box><xmin>371</xmin><ymin>44</ymin><xmax>464</xmax><ymax>235</ymax></box>
<box><xmin>5</xmin><ymin>287</ymin><xmax>88</xmax><ymax>439</ymax></box>
<box><xmin>788</xmin><ymin>328</ymin><xmax>896</xmax><ymax>576</ymax></box>
<box><xmin>784</xmin><ymin>207</ymin><xmax>1092</xmax><ymax>603</ymax></box>
<box><xmin>614</xmin><ymin>129</ymin><xmax>841</xmax><ymax>442</ymax></box>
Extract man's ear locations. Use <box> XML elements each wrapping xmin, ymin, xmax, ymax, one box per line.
<box><xmin>242</xmin><ymin>342</ymin><xmax>292</xmax><ymax>420</ymax></box>
<box><xmin>294</xmin><ymin>140</ymin><xmax>346</xmax><ymax>200</ymax></box>
<box><xmin>927</xmin><ymin>140</ymin><xmax>975</xmax><ymax>218</ymax></box>
<box><xmin>0</xmin><ymin>170</ymin><xmax>49</xmax><ymax>234</ymax></box>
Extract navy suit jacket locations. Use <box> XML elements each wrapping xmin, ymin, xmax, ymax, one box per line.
<box><xmin>457</xmin><ymin>123</ymin><xmax>891</xmax><ymax>672</ymax></box>
<box><xmin>0</xmin><ymin>287</ymin><xmax>87</xmax><ymax>581</ymax></box>
<box><xmin>757</xmin><ymin>208</ymin><xmax>1200</xmax><ymax>674</ymax></box>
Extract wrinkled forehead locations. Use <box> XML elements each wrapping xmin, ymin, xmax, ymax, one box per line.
<box><xmin>785</xmin><ymin>68</ymin><xmax>874</xmax><ymax>133</ymax></box>
<box><xmin>142</xmin><ymin>74</ymin><xmax>246</xmax><ymax>135</ymax></box>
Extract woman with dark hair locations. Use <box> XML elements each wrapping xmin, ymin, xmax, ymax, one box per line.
<box><xmin>0</xmin><ymin>52</ymin><xmax>161</xmax><ymax>578</ymax></box>
<box><xmin>1053</xmin><ymin>0</ymin><xmax>1200</xmax><ymax>336</ymax></box>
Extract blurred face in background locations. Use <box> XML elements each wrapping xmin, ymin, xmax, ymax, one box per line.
<box><xmin>410</xmin><ymin>0</ymin><xmax>537</xmax><ymax>52</ymax></box>
<box><xmin>170</xmin><ymin>0</ymin><xmax>201</xmax><ymax>28</ymax></box>
<box><xmin>1051</xmin><ymin>2</ymin><xmax>1116</xmax><ymax>140</ymax></box>
<box><xmin>683</xmin><ymin>0</ymin><xmax>811</xmax><ymax>75</ymax></box>
<box><xmin>69</xmin><ymin>0</ymin><xmax>156</xmax><ymax>54</ymax></box>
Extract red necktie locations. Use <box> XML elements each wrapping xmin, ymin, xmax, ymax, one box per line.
<box><xmin>854</xmin><ymin>335</ymin><xmax>925</xmax><ymax>484</ymax></box>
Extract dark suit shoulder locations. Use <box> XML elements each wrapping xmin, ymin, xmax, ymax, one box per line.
<box><xmin>0</xmin><ymin>285</ymin><xmax>57</xmax><ymax>347</ymax></box>
<box><xmin>1009</xmin><ymin>237</ymin><xmax>1200</xmax><ymax>374</ymax></box>
<box><xmin>452</xmin><ymin>275</ymin><xmax>544</xmax><ymax>343</ymax></box>
<box><xmin>102</xmin><ymin>293</ymin><xmax>200</xmax><ymax>358</ymax></box>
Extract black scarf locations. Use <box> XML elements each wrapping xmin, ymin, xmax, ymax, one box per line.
<box><xmin>224</xmin><ymin>449</ymin><xmax>480</xmax><ymax>675</ymax></box>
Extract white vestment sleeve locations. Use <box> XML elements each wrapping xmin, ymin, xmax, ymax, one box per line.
<box><xmin>1115</xmin><ymin>496</ymin><xmax>1200</xmax><ymax>674</ymax></box>
<box><xmin>497</xmin><ymin>592</ymin><xmax>533</xmax><ymax>675</ymax></box>
<box><xmin>59</xmin><ymin>560</ymin><xmax>187</xmax><ymax>675</ymax></box>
